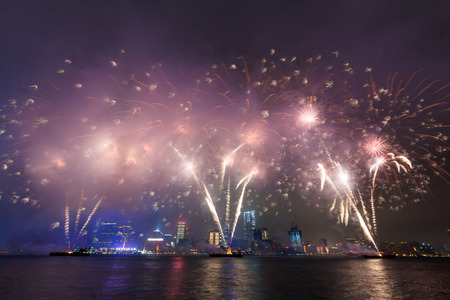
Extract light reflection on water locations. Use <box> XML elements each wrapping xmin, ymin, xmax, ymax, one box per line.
<box><xmin>0</xmin><ymin>256</ymin><xmax>449</xmax><ymax>299</ymax></box>
<box><xmin>334</xmin><ymin>259</ymin><xmax>395</xmax><ymax>299</ymax></box>
<box><xmin>198</xmin><ymin>257</ymin><xmax>257</xmax><ymax>298</ymax></box>
<box><xmin>365</xmin><ymin>260</ymin><xmax>395</xmax><ymax>299</ymax></box>
<box><xmin>166</xmin><ymin>256</ymin><xmax>185</xmax><ymax>299</ymax></box>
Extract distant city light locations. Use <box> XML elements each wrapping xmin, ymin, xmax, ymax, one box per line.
<box><xmin>112</xmin><ymin>248</ymin><xmax>137</xmax><ymax>251</ymax></box>
<box><xmin>148</xmin><ymin>238</ymin><xmax>164</xmax><ymax>242</ymax></box>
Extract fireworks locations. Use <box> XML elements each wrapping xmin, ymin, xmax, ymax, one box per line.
<box><xmin>364</xmin><ymin>136</ymin><xmax>389</xmax><ymax>158</ymax></box>
<box><xmin>0</xmin><ymin>49</ymin><xmax>448</xmax><ymax>248</ymax></box>
<box><xmin>297</xmin><ymin>104</ymin><xmax>320</xmax><ymax>127</ymax></box>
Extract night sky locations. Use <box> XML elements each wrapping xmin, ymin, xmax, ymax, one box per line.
<box><xmin>0</xmin><ymin>1</ymin><xmax>449</xmax><ymax>252</ymax></box>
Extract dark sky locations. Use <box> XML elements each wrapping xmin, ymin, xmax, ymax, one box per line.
<box><xmin>0</xmin><ymin>1</ymin><xmax>449</xmax><ymax>251</ymax></box>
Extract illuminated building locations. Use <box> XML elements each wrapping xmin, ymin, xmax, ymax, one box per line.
<box><xmin>146</xmin><ymin>230</ymin><xmax>165</xmax><ymax>253</ymax></box>
<box><xmin>223</xmin><ymin>226</ymin><xmax>231</xmax><ymax>246</ymax></box>
<box><xmin>176</xmin><ymin>221</ymin><xmax>187</xmax><ymax>243</ymax></box>
<box><xmin>144</xmin><ymin>230</ymin><xmax>176</xmax><ymax>254</ymax></box>
<box><xmin>114</xmin><ymin>225</ymin><xmax>135</xmax><ymax>249</ymax></box>
<box><xmin>318</xmin><ymin>238</ymin><xmax>329</xmax><ymax>254</ymax></box>
<box><xmin>208</xmin><ymin>229</ymin><xmax>221</xmax><ymax>246</ymax></box>
<box><xmin>87</xmin><ymin>218</ymin><xmax>102</xmax><ymax>248</ymax></box>
<box><xmin>164</xmin><ymin>234</ymin><xmax>174</xmax><ymax>247</ymax></box>
<box><xmin>243</xmin><ymin>210</ymin><xmax>256</xmax><ymax>247</ymax></box>
<box><xmin>92</xmin><ymin>222</ymin><xmax>136</xmax><ymax>251</ymax></box>
<box><xmin>97</xmin><ymin>222</ymin><xmax>117</xmax><ymax>249</ymax></box>
<box><xmin>261</xmin><ymin>228</ymin><xmax>269</xmax><ymax>240</ymax></box>
<box><xmin>175</xmin><ymin>222</ymin><xmax>190</xmax><ymax>252</ymax></box>
<box><xmin>288</xmin><ymin>223</ymin><xmax>303</xmax><ymax>252</ymax></box>
<box><xmin>148</xmin><ymin>230</ymin><xmax>164</xmax><ymax>242</ymax></box>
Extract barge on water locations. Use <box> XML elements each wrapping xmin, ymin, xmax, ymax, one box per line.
<box><xmin>49</xmin><ymin>248</ymin><xmax>90</xmax><ymax>257</ymax></box>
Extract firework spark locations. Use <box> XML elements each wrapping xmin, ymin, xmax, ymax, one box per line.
<box><xmin>0</xmin><ymin>49</ymin><xmax>447</xmax><ymax>248</ymax></box>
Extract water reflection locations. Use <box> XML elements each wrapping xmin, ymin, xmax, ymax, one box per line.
<box><xmin>198</xmin><ymin>257</ymin><xmax>261</xmax><ymax>298</ymax></box>
<box><xmin>165</xmin><ymin>256</ymin><xmax>186</xmax><ymax>299</ymax></box>
<box><xmin>1</xmin><ymin>256</ymin><xmax>449</xmax><ymax>299</ymax></box>
<box><xmin>198</xmin><ymin>259</ymin><xmax>223</xmax><ymax>297</ymax></box>
<box><xmin>102</xmin><ymin>258</ymin><xmax>131</xmax><ymax>297</ymax></box>
<box><xmin>355</xmin><ymin>260</ymin><xmax>395</xmax><ymax>299</ymax></box>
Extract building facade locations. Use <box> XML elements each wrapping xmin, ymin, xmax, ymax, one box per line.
<box><xmin>261</xmin><ymin>228</ymin><xmax>269</xmax><ymax>241</ymax></box>
<box><xmin>243</xmin><ymin>210</ymin><xmax>256</xmax><ymax>248</ymax></box>
<box><xmin>288</xmin><ymin>224</ymin><xmax>303</xmax><ymax>252</ymax></box>
<box><xmin>208</xmin><ymin>229</ymin><xmax>221</xmax><ymax>246</ymax></box>
<box><xmin>176</xmin><ymin>221</ymin><xmax>186</xmax><ymax>243</ymax></box>
<box><xmin>97</xmin><ymin>222</ymin><xmax>118</xmax><ymax>249</ymax></box>
<box><xmin>115</xmin><ymin>225</ymin><xmax>135</xmax><ymax>249</ymax></box>
<box><xmin>92</xmin><ymin>222</ymin><xmax>136</xmax><ymax>251</ymax></box>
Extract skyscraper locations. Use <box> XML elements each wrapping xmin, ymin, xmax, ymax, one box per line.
<box><xmin>319</xmin><ymin>238</ymin><xmax>329</xmax><ymax>254</ymax></box>
<box><xmin>288</xmin><ymin>224</ymin><xmax>303</xmax><ymax>252</ymax></box>
<box><xmin>176</xmin><ymin>221</ymin><xmax>186</xmax><ymax>243</ymax></box>
<box><xmin>261</xmin><ymin>227</ymin><xmax>269</xmax><ymax>240</ymax></box>
<box><xmin>97</xmin><ymin>222</ymin><xmax>117</xmax><ymax>250</ymax></box>
<box><xmin>208</xmin><ymin>229</ymin><xmax>221</xmax><ymax>246</ymax></box>
<box><xmin>222</xmin><ymin>226</ymin><xmax>230</xmax><ymax>247</ymax></box>
<box><xmin>87</xmin><ymin>217</ymin><xmax>102</xmax><ymax>248</ymax></box>
<box><xmin>114</xmin><ymin>225</ymin><xmax>135</xmax><ymax>249</ymax></box>
<box><xmin>243</xmin><ymin>210</ymin><xmax>256</xmax><ymax>246</ymax></box>
<box><xmin>95</xmin><ymin>223</ymin><xmax>136</xmax><ymax>250</ymax></box>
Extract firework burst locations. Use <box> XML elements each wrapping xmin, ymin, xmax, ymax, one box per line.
<box><xmin>0</xmin><ymin>49</ymin><xmax>448</xmax><ymax>246</ymax></box>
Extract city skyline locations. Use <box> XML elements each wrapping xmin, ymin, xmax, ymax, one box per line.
<box><xmin>49</xmin><ymin>215</ymin><xmax>449</xmax><ymax>258</ymax></box>
<box><xmin>0</xmin><ymin>1</ymin><xmax>449</xmax><ymax>252</ymax></box>
<box><xmin>40</xmin><ymin>209</ymin><xmax>450</xmax><ymax>255</ymax></box>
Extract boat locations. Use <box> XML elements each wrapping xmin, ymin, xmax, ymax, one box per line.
<box><xmin>209</xmin><ymin>252</ymin><xmax>244</xmax><ymax>257</ymax></box>
<box><xmin>49</xmin><ymin>248</ymin><xmax>90</xmax><ymax>257</ymax></box>
<box><xmin>363</xmin><ymin>254</ymin><xmax>395</xmax><ymax>259</ymax></box>
<box><xmin>209</xmin><ymin>248</ymin><xmax>244</xmax><ymax>257</ymax></box>
<box><xmin>346</xmin><ymin>252</ymin><xmax>360</xmax><ymax>258</ymax></box>
<box><xmin>362</xmin><ymin>254</ymin><xmax>382</xmax><ymax>259</ymax></box>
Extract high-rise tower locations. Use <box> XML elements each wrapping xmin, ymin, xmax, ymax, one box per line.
<box><xmin>288</xmin><ymin>223</ymin><xmax>303</xmax><ymax>252</ymax></box>
<box><xmin>261</xmin><ymin>227</ymin><xmax>269</xmax><ymax>241</ymax></box>
<box><xmin>97</xmin><ymin>222</ymin><xmax>117</xmax><ymax>250</ymax></box>
<box><xmin>115</xmin><ymin>225</ymin><xmax>135</xmax><ymax>249</ymax></box>
<box><xmin>208</xmin><ymin>229</ymin><xmax>221</xmax><ymax>246</ymax></box>
<box><xmin>243</xmin><ymin>210</ymin><xmax>256</xmax><ymax>247</ymax></box>
<box><xmin>176</xmin><ymin>221</ymin><xmax>186</xmax><ymax>243</ymax></box>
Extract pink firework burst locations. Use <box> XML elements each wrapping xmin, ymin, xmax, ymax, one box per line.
<box><xmin>364</xmin><ymin>136</ymin><xmax>389</xmax><ymax>157</ymax></box>
<box><xmin>298</xmin><ymin>104</ymin><xmax>319</xmax><ymax>127</ymax></box>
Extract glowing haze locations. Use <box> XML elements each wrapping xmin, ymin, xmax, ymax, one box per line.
<box><xmin>1</xmin><ymin>47</ymin><xmax>448</xmax><ymax>250</ymax></box>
